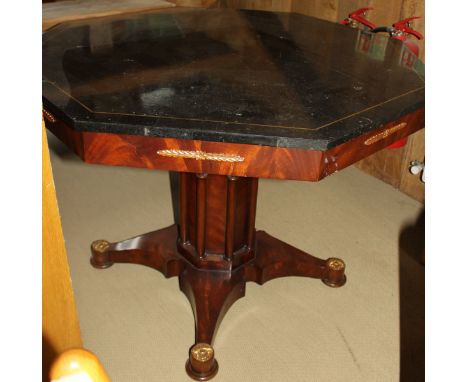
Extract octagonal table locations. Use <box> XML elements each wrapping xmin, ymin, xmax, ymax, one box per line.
<box><xmin>43</xmin><ymin>8</ymin><xmax>424</xmax><ymax>380</ymax></box>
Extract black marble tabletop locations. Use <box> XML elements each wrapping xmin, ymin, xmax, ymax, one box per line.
<box><xmin>42</xmin><ymin>8</ymin><xmax>424</xmax><ymax>150</ymax></box>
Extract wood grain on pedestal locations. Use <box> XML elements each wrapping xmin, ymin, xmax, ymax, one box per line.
<box><xmin>89</xmin><ymin>171</ymin><xmax>346</xmax><ymax>379</ymax></box>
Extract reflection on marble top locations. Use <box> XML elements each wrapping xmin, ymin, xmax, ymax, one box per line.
<box><xmin>42</xmin><ymin>8</ymin><xmax>424</xmax><ymax>150</ymax></box>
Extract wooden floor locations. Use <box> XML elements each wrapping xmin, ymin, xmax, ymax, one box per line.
<box><xmin>47</xmin><ymin>131</ymin><xmax>424</xmax><ymax>382</ymax></box>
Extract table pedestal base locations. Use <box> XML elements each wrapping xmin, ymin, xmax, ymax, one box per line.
<box><xmin>90</xmin><ymin>173</ymin><xmax>346</xmax><ymax>380</ymax></box>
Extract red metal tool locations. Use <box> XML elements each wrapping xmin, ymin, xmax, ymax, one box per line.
<box><xmin>371</xmin><ymin>17</ymin><xmax>423</xmax><ymax>148</ymax></box>
<box><xmin>392</xmin><ymin>16</ymin><xmax>423</xmax><ymax>59</ymax></box>
<box><xmin>340</xmin><ymin>7</ymin><xmax>376</xmax><ymax>30</ymax></box>
<box><xmin>341</xmin><ymin>10</ymin><xmax>423</xmax><ymax>149</ymax></box>
<box><xmin>372</xmin><ymin>16</ymin><xmax>423</xmax><ymax>56</ymax></box>
<box><xmin>393</xmin><ymin>17</ymin><xmax>424</xmax><ymax>40</ymax></box>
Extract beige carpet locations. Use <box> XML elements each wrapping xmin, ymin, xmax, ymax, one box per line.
<box><xmin>47</xmin><ymin>132</ymin><xmax>424</xmax><ymax>382</ymax></box>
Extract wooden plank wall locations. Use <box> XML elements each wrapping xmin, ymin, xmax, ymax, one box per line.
<box><xmin>221</xmin><ymin>0</ymin><xmax>424</xmax><ymax>60</ymax></box>
<box><xmin>43</xmin><ymin>0</ymin><xmax>175</xmax><ymax>30</ymax></box>
<box><xmin>186</xmin><ymin>0</ymin><xmax>425</xmax><ymax>202</ymax></box>
<box><xmin>171</xmin><ymin>0</ymin><xmax>219</xmax><ymax>7</ymax></box>
<box><xmin>227</xmin><ymin>0</ymin><xmax>293</xmax><ymax>12</ymax></box>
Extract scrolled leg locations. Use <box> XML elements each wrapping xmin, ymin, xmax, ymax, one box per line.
<box><xmin>179</xmin><ymin>266</ymin><xmax>246</xmax><ymax>380</ymax></box>
<box><xmin>90</xmin><ymin>225</ymin><xmax>184</xmax><ymax>278</ymax></box>
<box><xmin>245</xmin><ymin>231</ymin><xmax>346</xmax><ymax>288</ymax></box>
<box><xmin>88</xmin><ymin>172</ymin><xmax>348</xmax><ymax>380</ymax></box>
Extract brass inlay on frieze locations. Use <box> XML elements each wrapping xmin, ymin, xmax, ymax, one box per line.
<box><xmin>191</xmin><ymin>343</ymin><xmax>214</xmax><ymax>362</ymax></box>
<box><xmin>42</xmin><ymin>109</ymin><xmax>56</xmax><ymax>123</ymax></box>
<box><xmin>157</xmin><ymin>149</ymin><xmax>244</xmax><ymax>163</ymax></box>
<box><xmin>92</xmin><ymin>240</ymin><xmax>110</xmax><ymax>253</ymax></box>
<box><xmin>364</xmin><ymin>122</ymin><xmax>407</xmax><ymax>145</ymax></box>
<box><xmin>327</xmin><ymin>258</ymin><xmax>345</xmax><ymax>271</ymax></box>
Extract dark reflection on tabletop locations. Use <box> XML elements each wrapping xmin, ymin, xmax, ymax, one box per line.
<box><xmin>43</xmin><ymin>9</ymin><xmax>424</xmax><ymax>149</ymax></box>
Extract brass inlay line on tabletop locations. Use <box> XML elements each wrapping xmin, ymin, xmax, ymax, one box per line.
<box><xmin>43</xmin><ymin>78</ymin><xmax>423</xmax><ymax>133</ymax></box>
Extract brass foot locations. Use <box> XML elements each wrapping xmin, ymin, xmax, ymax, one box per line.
<box><xmin>185</xmin><ymin>343</ymin><xmax>219</xmax><ymax>381</ymax></box>
<box><xmin>90</xmin><ymin>240</ymin><xmax>113</xmax><ymax>269</ymax></box>
<box><xmin>322</xmin><ymin>257</ymin><xmax>346</xmax><ymax>287</ymax></box>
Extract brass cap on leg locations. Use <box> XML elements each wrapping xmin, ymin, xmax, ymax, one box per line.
<box><xmin>322</xmin><ymin>257</ymin><xmax>346</xmax><ymax>287</ymax></box>
<box><xmin>90</xmin><ymin>240</ymin><xmax>113</xmax><ymax>269</ymax></box>
<box><xmin>185</xmin><ymin>343</ymin><xmax>218</xmax><ymax>381</ymax></box>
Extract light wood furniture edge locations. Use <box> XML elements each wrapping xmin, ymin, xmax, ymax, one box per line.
<box><xmin>43</xmin><ymin>120</ymin><xmax>83</xmax><ymax>380</ymax></box>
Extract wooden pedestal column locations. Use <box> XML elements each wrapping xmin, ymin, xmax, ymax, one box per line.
<box><xmin>91</xmin><ymin>172</ymin><xmax>346</xmax><ymax>380</ymax></box>
<box><xmin>177</xmin><ymin>173</ymin><xmax>258</xmax><ymax>270</ymax></box>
